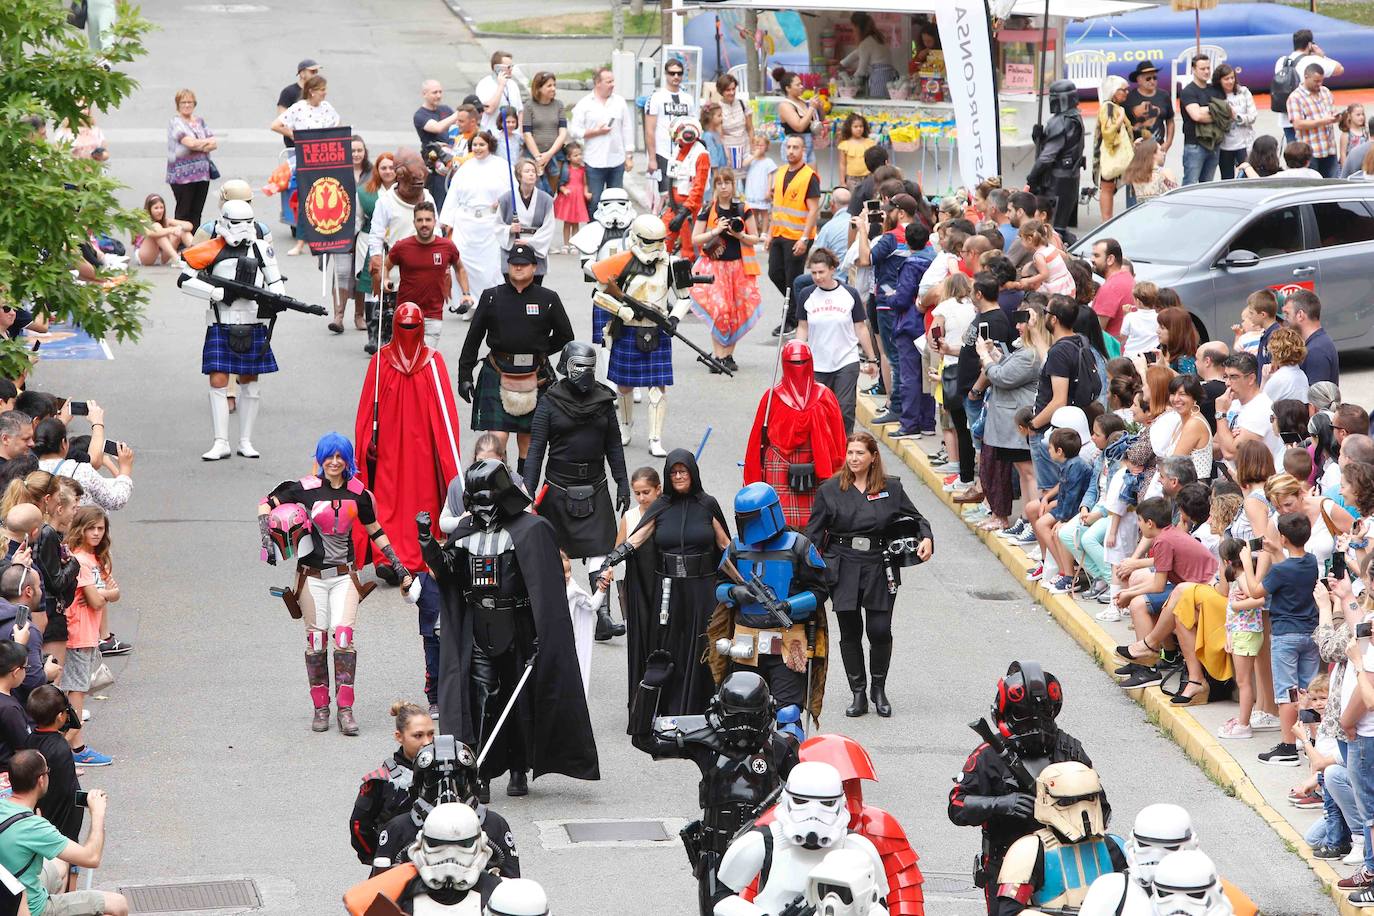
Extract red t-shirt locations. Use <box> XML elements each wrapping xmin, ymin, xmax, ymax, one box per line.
<box><xmin>1149</xmin><ymin>525</ymin><xmax>1218</xmax><ymax>586</ymax></box>
<box><xmin>1092</xmin><ymin>269</ymin><xmax>1134</xmax><ymax>340</ymax></box>
<box><xmin>390</xmin><ymin>236</ymin><xmax>461</xmax><ymax>319</ymax></box>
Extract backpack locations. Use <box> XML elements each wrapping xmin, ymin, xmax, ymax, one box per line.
<box><xmin>1066</xmin><ymin>336</ymin><xmax>1102</xmax><ymax>409</ymax></box>
<box><xmin>1271</xmin><ymin>53</ymin><xmax>1302</xmax><ymax>113</ymax></box>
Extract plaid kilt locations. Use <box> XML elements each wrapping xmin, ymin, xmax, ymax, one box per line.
<box><xmin>201</xmin><ymin>324</ymin><xmax>279</xmax><ymax>375</ymax></box>
<box><xmin>472</xmin><ymin>360</ymin><xmax>540</xmax><ymax>433</ymax></box>
<box><xmin>762</xmin><ymin>444</ymin><xmax>817</xmax><ymax>529</ymax></box>
<box><xmin>607</xmin><ymin>326</ymin><xmax>673</xmax><ymax>388</ymax></box>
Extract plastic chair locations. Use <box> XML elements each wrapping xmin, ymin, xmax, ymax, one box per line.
<box><xmin>1171</xmin><ymin>44</ymin><xmax>1227</xmax><ymax>111</ymax></box>
<box><xmin>1065</xmin><ymin>50</ymin><xmax>1109</xmax><ymax>100</ymax></box>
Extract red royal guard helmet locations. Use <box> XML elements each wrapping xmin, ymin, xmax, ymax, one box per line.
<box><xmin>799</xmin><ymin>734</ymin><xmax>877</xmax><ymax>783</ymax></box>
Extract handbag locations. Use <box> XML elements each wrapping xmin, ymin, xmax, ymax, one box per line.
<box><xmin>1098</xmin><ymin>106</ymin><xmax>1133</xmax><ymax>181</ymax></box>
<box><xmin>208</xmin><ymin>158</ymin><xmax>221</xmax><ymax>180</ymax></box>
<box><xmin>787</xmin><ymin>463</ymin><xmax>817</xmax><ymax>493</ymax></box>
<box><xmin>564</xmin><ymin>484</ymin><xmax>598</xmax><ymax>519</ymax></box>
<box><xmin>68</xmin><ymin>0</ymin><xmax>88</xmax><ymax>28</ymax></box>
<box><xmin>90</xmin><ymin>650</ymin><xmax>115</xmax><ymax>692</ymax></box>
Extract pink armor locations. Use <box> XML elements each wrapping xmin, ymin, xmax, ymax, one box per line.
<box><xmin>299</xmin><ymin>475</ymin><xmax>366</xmax><ymax>535</ymax></box>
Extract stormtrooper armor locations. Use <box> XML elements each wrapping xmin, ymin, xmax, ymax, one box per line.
<box><xmin>715</xmin><ymin>762</ymin><xmax>887</xmax><ymax>916</ymax></box>
<box><xmin>1149</xmin><ymin>851</ymin><xmax>1232</xmax><ymax>916</ymax></box>
<box><xmin>1125</xmin><ymin>804</ymin><xmax>1197</xmax><ymax>886</ymax></box>
<box><xmin>484</xmin><ymin>879</ymin><xmax>549</xmax><ymax>916</ymax></box>
<box><xmin>805</xmin><ymin>848</ymin><xmax>886</xmax><ymax>916</ymax></box>
<box><xmin>178</xmin><ymin>198</ymin><xmax>285</xmax><ymax>461</ymax></box>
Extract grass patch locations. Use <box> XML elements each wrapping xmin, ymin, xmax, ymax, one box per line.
<box><xmin>1282</xmin><ymin>0</ymin><xmax>1374</xmax><ymax>27</ymax></box>
<box><xmin>476</xmin><ymin>11</ymin><xmax>658</xmax><ymax>36</ymax></box>
<box><xmin>559</xmin><ymin>66</ymin><xmax>610</xmax><ymax>84</ymax></box>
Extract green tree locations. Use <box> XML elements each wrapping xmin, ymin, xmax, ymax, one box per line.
<box><xmin>0</xmin><ymin>0</ymin><xmax>150</xmax><ymax>377</ymax></box>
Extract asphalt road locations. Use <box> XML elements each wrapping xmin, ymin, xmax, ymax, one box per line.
<box><xmin>69</xmin><ymin>1</ymin><xmax>1338</xmax><ymax>913</ymax></box>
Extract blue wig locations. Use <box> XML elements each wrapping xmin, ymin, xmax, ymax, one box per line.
<box><xmin>314</xmin><ymin>432</ymin><xmax>357</xmax><ymax>480</ymax></box>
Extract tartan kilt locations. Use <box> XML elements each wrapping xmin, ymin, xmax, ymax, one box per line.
<box><xmin>762</xmin><ymin>444</ymin><xmax>817</xmax><ymax>529</ymax></box>
<box><xmin>472</xmin><ymin>360</ymin><xmax>540</xmax><ymax>433</ymax></box>
<box><xmin>201</xmin><ymin>324</ymin><xmax>279</xmax><ymax>375</ymax></box>
<box><xmin>607</xmin><ymin>326</ymin><xmax>673</xmax><ymax>388</ymax></box>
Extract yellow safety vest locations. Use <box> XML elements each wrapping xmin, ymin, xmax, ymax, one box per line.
<box><xmin>770</xmin><ymin>164</ymin><xmax>817</xmax><ymax>241</ymax></box>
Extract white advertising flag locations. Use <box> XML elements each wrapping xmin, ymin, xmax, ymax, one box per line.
<box><xmin>934</xmin><ymin>0</ymin><xmax>1001</xmax><ymax>188</ymax></box>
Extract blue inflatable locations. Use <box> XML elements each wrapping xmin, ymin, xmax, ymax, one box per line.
<box><xmin>683</xmin><ymin>11</ymin><xmax>811</xmax><ymax>86</ymax></box>
<box><xmin>1066</xmin><ymin>3</ymin><xmax>1374</xmax><ymax>94</ymax></box>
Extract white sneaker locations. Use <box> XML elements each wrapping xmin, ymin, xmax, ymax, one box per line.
<box><xmin>1215</xmin><ymin>717</ymin><xmax>1253</xmax><ymax>740</ymax></box>
<box><xmin>1346</xmin><ymin>841</ymin><xmax>1367</xmax><ymax>866</ymax></box>
<box><xmin>1250</xmin><ymin>711</ymin><xmax>1282</xmax><ymax>731</ymax></box>
<box><xmin>648</xmin><ymin>438</ymin><xmax>667</xmax><ymax>458</ymax></box>
<box><xmin>201</xmin><ymin>439</ymin><xmax>232</xmax><ymax>461</ymax></box>
<box><xmin>1023</xmin><ymin>546</ymin><xmax>1042</xmax><ymax>561</ymax></box>
<box><xmin>1094</xmin><ymin>607</ymin><xmax>1123</xmax><ymax>622</ymax></box>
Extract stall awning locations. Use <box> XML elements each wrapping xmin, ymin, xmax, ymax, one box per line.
<box><xmin>678</xmin><ymin>0</ymin><xmax>1154</xmax><ymax>19</ymax></box>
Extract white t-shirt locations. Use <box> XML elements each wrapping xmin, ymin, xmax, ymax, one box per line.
<box><xmin>1340</xmin><ymin>639</ymin><xmax>1374</xmax><ymax>737</ymax></box>
<box><xmin>917</xmin><ymin>252</ymin><xmax>960</xmax><ymax>297</ymax></box>
<box><xmin>1264</xmin><ymin>364</ymin><xmax>1310</xmax><ymax>404</ymax></box>
<box><xmin>1230</xmin><ymin>391</ymin><xmax>1286</xmax><ymax>466</ymax></box>
<box><xmin>1121</xmin><ymin>309</ymin><xmax>1159</xmax><ymax>356</ymax></box>
<box><xmin>933</xmin><ymin>297</ymin><xmax>976</xmax><ymax>352</ymax></box>
<box><xmin>800</xmin><ymin>282</ymin><xmax>866</xmax><ymax>372</ymax></box>
<box><xmin>1274</xmin><ymin>53</ymin><xmax>1340</xmax><ymax>128</ymax></box>
<box><xmin>646</xmin><ymin>88</ymin><xmax>697</xmax><ymax>157</ymax></box>
<box><xmin>474</xmin><ymin>72</ymin><xmax>524</xmax><ymax>133</ymax></box>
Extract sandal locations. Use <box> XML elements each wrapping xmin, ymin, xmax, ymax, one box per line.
<box><xmin>1114</xmin><ymin>639</ymin><xmax>1159</xmax><ymax>663</ymax></box>
<box><xmin>1170</xmin><ymin>679</ymin><xmax>1210</xmax><ymax>707</ymax></box>
<box><xmin>978</xmin><ymin>518</ymin><xmax>1007</xmax><ymax>532</ymax></box>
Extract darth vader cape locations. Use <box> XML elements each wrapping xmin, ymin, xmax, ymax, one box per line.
<box><xmin>354</xmin><ymin>349</ymin><xmax>463</xmax><ymax>572</ymax></box>
<box><xmin>425</xmin><ymin>511</ymin><xmax>599</xmax><ymax>782</ymax></box>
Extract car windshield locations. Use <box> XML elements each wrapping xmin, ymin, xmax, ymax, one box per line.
<box><xmin>1074</xmin><ymin>201</ymin><xmax>1247</xmax><ymax>266</ymax></box>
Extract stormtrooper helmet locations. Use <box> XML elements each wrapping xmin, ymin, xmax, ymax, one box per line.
<box><xmin>1126</xmin><ymin>804</ymin><xmax>1198</xmax><ymax>887</ymax></box>
<box><xmin>805</xmin><ymin>848</ymin><xmax>882</xmax><ymax>916</ymax></box>
<box><xmin>218</xmin><ymin>178</ymin><xmax>254</xmax><ymax>204</ymax></box>
<box><xmin>217</xmin><ymin>199</ymin><xmax>257</xmax><ymax>246</ymax></box>
<box><xmin>594</xmin><ymin>188</ymin><xmax>635</xmax><ymax>230</ymax></box>
<box><xmin>484</xmin><ymin>878</ymin><xmax>549</xmax><ymax>916</ymax></box>
<box><xmin>1033</xmin><ymin>761</ymin><xmax>1105</xmax><ymax>843</ymax></box>
<box><xmin>408</xmin><ymin>802</ymin><xmax>492</xmax><ymax>891</ymax></box>
<box><xmin>776</xmin><ymin>761</ymin><xmax>848</xmax><ymax>850</ymax></box>
<box><xmin>1150</xmin><ymin>851</ymin><xmax>1232</xmax><ymax>916</ymax></box>
<box><xmin>629</xmin><ymin>213</ymin><xmax>668</xmax><ymax>263</ymax></box>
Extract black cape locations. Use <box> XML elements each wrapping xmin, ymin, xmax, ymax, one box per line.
<box><xmin>424</xmin><ymin>511</ymin><xmax>599</xmax><ymax>782</ymax></box>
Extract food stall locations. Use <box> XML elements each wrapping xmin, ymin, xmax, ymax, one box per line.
<box><xmin>678</xmin><ymin>0</ymin><xmax>1153</xmax><ymax>193</ymax></box>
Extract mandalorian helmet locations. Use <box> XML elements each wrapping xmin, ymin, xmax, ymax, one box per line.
<box><xmin>1126</xmin><ymin>804</ymin><xmax>1198</xmax><ymax>887</ymax></box>
<box><xmin>217</xmin><ymin>198</ymin><xmax>257</xmax><ymax>246</ymax></box>
<box><xmin>465</xmin><ymin>458</ymin><xmax>531</xmax><ymax>530</ymax></box>
<box><xmin>776</xmin><ymin>762</ymin><xmax>848</xmax><ymax>851</ymax></box>
<box><xmin>629</xmin><ymin>213</ymin><xmax>668</xmax><ymax>263</ymax></box>
<box><xmin>1150</xmin><ymin>851</ymin><xmax>1232</xmax><ymax>916</ymax></box>
<box><xmin>1033</xmin><ymin>761</ymin><xmax>1105</xmax><ymax>843</ymax></box>
<box><xmin>408</xmin><ymin>802</ymin><xmax>492</xmax><ymax>891</ymax></box>
<box><xmin>707</xmin><ymin>672</ymin><xmax>775</xmax><ymax>749</ymax></box>
<box><xmin>1048</xmin><ymin>79</ymin><xmax>1080</xmax><ymax>115</ymax></box>
<box><xmin>267</xmin><ymin>503</ymin><xmax>313</xmax><ymax>561</ymax></box>
<box><xmin>557</xmin><ymin>341</ymin><xmax>599</xmax><ymax>395</ymax></box>
<box><xmin>993</xmin><ymin>660</ymin><xmax>1063</xmax><ymax>757</ymax></box>
<box><xmin>734</xmin><ymin>482</ymin><xmax>787</xmax><ymax>546</ymax></box>
<box><xmin>594</xmin><ymin>188</ymin><xmax>635</xmax><ymax>230</ymax></box>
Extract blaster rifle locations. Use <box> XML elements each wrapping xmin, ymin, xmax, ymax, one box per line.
<box><xmin>603</xmin><ymin>278</ymin><xmax>733</xmax><ymax>376</ymax></box>
<box><xmin>969</xmin><ymin>717</ymin><xmax>1036</xmax><ymax>794</ymax></box>
<box><xmin>777</xmin><ymin>894</ymin><xmax>816</xmax><ymax>916</ymax></box>
<box><xmin>199</xmin><ymin>272</ymin><xmax>327</xmax><ymax>320</ymax></box>
<box><xmin>745</xmin><ymin>573</ymin><xmax>798</xmax><ymax>633</ymax></box>
<box><xmin>727</xmin><ymin>782</ymin><xmax>784</xmax><ymax>846</ymax></box>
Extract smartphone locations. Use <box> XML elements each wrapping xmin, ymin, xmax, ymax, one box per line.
<box><xmin>1013</xmin><ymin>309</ymin><xmax>1032</xmax><ymax>324</ymax></box>
<box><xmin>1332</xmin><ymin>551</ymin><xmax>1348</xmax><ymax>580</ymax></box>
<box><xmin>1288</xmin><ymin>686</ymin><xmax>1299</xmax><ymax>703</ymax></box>
<box><xmin>1144</xmin><ymin>352</ymin><xmax>1158</xmax><ymax>365</ymax></box>
<box><xmin>1358</xmin><ymin>621</ymin><xmax>1373</xmax><ymax>639</ymax></box>
<box><xmin>102</xmin><ymin>440</ymin><xmax>121</xmax><ymax>458</ymax></box>
<box><xmin>978</xmin><ymin>324</ymin><xmax>990</xmax><ymax>341</ymax></box>
<box><xmin>1247</xmin><ymin>537</ymin><xmax>1264</xmax><ymax>553</ymax></box>
<box><xmin>14</xmin><ymin>604</ymin><xmax>28</xmax><ymax>630</ymax></box>
<box><xmin>68</xmin><ymin>400</ymin><xmax>88</xmax><ymax>416</ymax></box>
<box><xmin>864</xmin><ymin>199</ymin><xmax>881</xmax><ymax>213</ymax></box>
<box><xmin>1299</xmin><ymin>708</ymin><xmax>1321</xmax><ymax>724</ymax></box>
<box><xmin>30</xmin><ymin>340</ymin><xmax>40</xmax><ymax>353</ymax></box>
<box><xmin>74</xmin><ymin>790</ymin><xmax>88</xmax><ymax>808</ymax></box>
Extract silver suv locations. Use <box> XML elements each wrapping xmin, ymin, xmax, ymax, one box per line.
<box><xmin>1070</xmin><ymin>178</ymin><xmax>1374</xmax><ymax>349</ymax></box>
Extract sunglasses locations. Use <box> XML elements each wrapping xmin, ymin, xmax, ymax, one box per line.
<box><xmin>1139</xmin><ymin>75</ymin><xmax>1158</xmax><ymax>81</ymax></box>
<box><xmin>666</xmin><ymin>70</ymin><xmax>684</xmax><ymax>77</ymax></box>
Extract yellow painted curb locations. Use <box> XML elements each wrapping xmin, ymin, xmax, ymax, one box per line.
<box><xmin>859</xmin><ymin>395</ymin><xmax>1356</xmax><ymax>914</ymax></box>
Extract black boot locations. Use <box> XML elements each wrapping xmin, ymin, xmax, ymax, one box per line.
<box><xmin>477</xmin><ymin>779</ymin><xmax>491</xmax><ymax>804</ymax></box>
<box><xmin>870</xmin><ymin>641</ymin><xmax>893</xmax><ymax>717</ymax></box>
<box><xmin>594</xmin><ymin>606</ymin><xmax>626</xmax><ymax>640</ymax></box>
<box><xmin>840</xmin><ymin>640</ymin><xmax>867</xmax><ymax>717</ymax></box>
<box><xmin>507</xmin><ymin>770</ymin><xmax>529</xmax><ymax>797</ymax></box>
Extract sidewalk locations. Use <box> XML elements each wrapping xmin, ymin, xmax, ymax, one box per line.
<box><xmin>858</xmin><ymin>393</ymin><xmax>1361</xmax><ymax>915</ymax></box>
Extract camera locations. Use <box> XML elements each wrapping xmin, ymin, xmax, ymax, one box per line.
<box><xmin>727</xmin><ymin>217</ymin><xmax>744</xmax><ymax>234</ymax></box>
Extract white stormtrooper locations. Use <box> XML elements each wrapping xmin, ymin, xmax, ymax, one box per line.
<box><xmin>572</xmin><ymin>187</ymin><xmax>636</xmax><ymax>389</ymax></box>
<box><xmin>178</xmin><ymin>198</ymin><xmax>288</xmax><ymax>461</ymax></box>
<box><xmin>714</xmin><ymin>762</ymin><xmax>888</xmax><ymax>916</ymax></box>
<box><xmin>805</xmin><ymin>848</ymin><xmax>888</xmax><ymax>916</ymax></box>
<box><xmin>1147</xmin><ymin>851</ymin><xmax>1233</xmax><ymax>916</ymax></box>
<box><xmin>588</xmin><ymin>213</ymin><xmax>696</xmax><ymax>458</ymax></box>
<box><xmin>484</xmin><ymin>878</ymin><xmax>549</xmax><ymax>916</ymax></box>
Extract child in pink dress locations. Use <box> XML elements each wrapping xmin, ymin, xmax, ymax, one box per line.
<box><xmin>554</xmin><ymin>141</ymin><xmax>591</xmax><ymax>251</ymax></box>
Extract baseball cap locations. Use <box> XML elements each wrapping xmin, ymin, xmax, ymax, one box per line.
<box><xmin>508</xmin><ymin>243</ymin><xmax>537</xmax><ymax>265</ymax></box>
<box><xmin>297</xmin><ymin>59</ymin><xmax>320</xmax><ymax>74</ymax></box>
<box><xmin>890</xmin><ymin>193</ymin><xmax>919</xmax><ymax>217</ymax></box>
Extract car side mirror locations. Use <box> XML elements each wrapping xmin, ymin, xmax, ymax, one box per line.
<box><xmin>1222</xmin><ymin>249</ymin><xmax>1260</xmax><ymax>269</ymax></box>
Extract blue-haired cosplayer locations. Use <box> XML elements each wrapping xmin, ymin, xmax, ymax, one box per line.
<box><xmin>257</xmin><ymin>432</ymin><xmax>414</xmax><ymax>737</ymax></box>
<box><xmin>710</xmin><ymin>482</ymin><xmax>830</xmax><ymax>742</ymax></box>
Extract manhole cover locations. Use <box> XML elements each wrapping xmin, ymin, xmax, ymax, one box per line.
<box><xmin>566</xmin><ymin>819</ymin><xmax>670</xmax><ymax>842</ymax></box>
<box><xmin>922</xmin><ymin>874</ymin><xmax>980</xmax><ymax>897</ymax></box>
<box><xmin>968</xmin><ymin>588</ymin><xmax>1021</xmax><ymax>601</ymax></box>
<box><xmin>121</xmin><ymin>879</ymin><xmax>261</xmax><ymax>913</ymax></box>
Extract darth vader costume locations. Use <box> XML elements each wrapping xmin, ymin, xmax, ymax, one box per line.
<box><xmin>1026</xmin><ymin>80</ymin><xmax>1085</xmax><ymax>230</ymax></box>
<box><xmin>600</xmin><ymin>448</ymin><xmax>730</xmax><ymax>723</ymax></box>
<box><xmin>419</xmin><ymin>460</ymin><xmax>599</xmax><ymax>796</ymax></box>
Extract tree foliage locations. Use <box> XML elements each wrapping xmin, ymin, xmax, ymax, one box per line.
<box><xmin>0</xmin><ymin>0</ymin><xmax>150</xmax><ymax>377</ymax></box>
